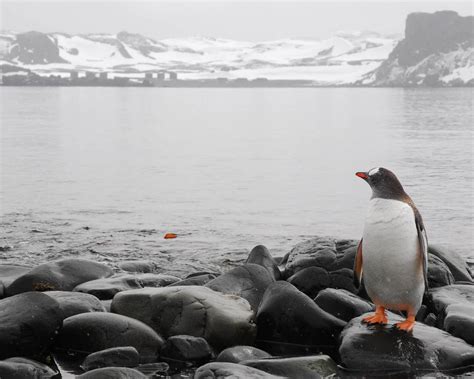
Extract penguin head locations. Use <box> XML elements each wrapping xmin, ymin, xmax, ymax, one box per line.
<box><xmin>355</xmin><ymin>167</ymin><xmax>406</xmax><ymax>199</ymax></box>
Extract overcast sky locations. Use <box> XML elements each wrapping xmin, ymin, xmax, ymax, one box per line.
<box><xmin>1</xmin><ymin>1</ymin><xmax>472</xmax><ymax>40</ymax></box>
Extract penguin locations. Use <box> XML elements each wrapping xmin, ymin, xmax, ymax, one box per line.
<box><xmin>354</xmin><ymin>167</ymin><xmax>428</xmax><ymax>332</ymax></box>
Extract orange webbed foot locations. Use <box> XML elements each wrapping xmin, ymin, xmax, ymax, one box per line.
<box><xmin>362</xmin><ymin>306</ymin><xmax>388</xmax><ymax>325</ymax></box>
<box><xmin>394</xmin><ymin>316</ymin><xmax>415</xmax><ymax>332</ymax></box>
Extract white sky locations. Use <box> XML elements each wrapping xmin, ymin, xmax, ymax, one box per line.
<box><xmin>0</xmin><ymin>1</ymin><xmax>472</xmax><ymax>40</ymax></box>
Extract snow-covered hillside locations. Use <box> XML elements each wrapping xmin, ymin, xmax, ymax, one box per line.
<box><xmin>0</xmin><ymin>30</ymin><xmax>397</xmax><ymax>84</ymax></box>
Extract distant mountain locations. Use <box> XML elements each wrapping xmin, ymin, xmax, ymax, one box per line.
<box><xmin>362</xmin><ymin>11</ymin><xmax>474</xmax><ymax>86</ymax></box>
<box><xmin>0</xmin><ymin>30</ymin><xmax>396</xmax><ymax>84</ymax></box>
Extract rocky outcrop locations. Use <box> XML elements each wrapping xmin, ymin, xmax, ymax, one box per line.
<box><xmin>0</xmin><ymin>358</ymin><xmax>57</xmax><ymax>379</ymax></box>
<box><xmin>81</xmin><ymin>347</ymin><xmax>140</xmax><ymax>371</ymax></box>
<box><xmin>111</xmin><ymin>286</ymin><xmax>256</xmax><ymax>350</ymax></box>
<box><xmin>216</xmin><ymin>346</ymin><xmax>271</xmax><ymax>363</ymax></box>
<box><xmin>6</xmin><ymin>259</ymin><xmax>113</xmax><ymax>295</ymax></box>
<box><xmin>43</xmin><ymin>291</ymin><xmax>106</xmax><ymax>318</ymax></box>
<box><xmin>55</xmin><ymin>312</ymin><xmax>164</xmax><ymax>362</ymax></box>
<box><xmin>366</xmin><ymin>11</ymin><xmax>474</xmax><ymax>86</ymax></box>
<box><xmin>339</xmin><ymin>313</ymin><xmax>474</xmax><ymax>374</ymax></box>
<box><xmin>161</xmin><ymin>335</ymin><xmax>214</xmax><ymax>362</ymax></box>
<box><xmin>245</xmin><ymin>245</ymin><xmax>281</xmax><ymax>280</ymax></box>
<box><xmin>314</xmin><ymin>288</ymin><xmax>374</xmax><ymax>322</ymax></box>
<box><xmin>0</xmin><ymin>292</ymin><xmax>63</xmax><ymax>360</ymax></box>
<box><xmin>8</xmin><ymin>31</ymin><xmax>67</xmax><ymax>64</ymax></box>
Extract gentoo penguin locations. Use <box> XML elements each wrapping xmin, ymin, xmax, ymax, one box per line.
<box><xmin>354</xmin><ymin>167</ymin><xmax>428</xmax><ymax>332</ymax></box>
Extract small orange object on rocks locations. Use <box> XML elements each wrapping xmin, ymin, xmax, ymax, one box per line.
<box><xmin>164</xmin><ymin>233</ymin><xmax>177</xmax><ymax>239</ymax></box>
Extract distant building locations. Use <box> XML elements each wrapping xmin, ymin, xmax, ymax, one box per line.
<box><xmin>145</xmin><ymin>72</ymin><xmax>153</xmax><ymax>80</ymax></box>
<box><xmin>169</xmin><ymin>72</ymin><xmax>178</xmax><ymax>80</ymax></box>
<box><xmin>99</xmin><ymin>72</ymin><xmax>108</xmax><ymax>80</ymax></box>
<box><xmin>157</xmin><ymin>72</ymin><xmax>165</xmax><ymax>80</ymax></box>
<box><xmin>85</xmin><ymin>71</ymin><xmax>96</xmax><ymax>80</ymax></box>
<box><xmin>70</xmin><ymin>71</ymin><xmax>79</xmax><ymax>80</ymax></box>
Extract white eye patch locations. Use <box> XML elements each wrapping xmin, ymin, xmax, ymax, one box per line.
<box><xmin>368</xmin><ymin>167</ymin><xmax>380</xmax><ymax>176</ymax></box>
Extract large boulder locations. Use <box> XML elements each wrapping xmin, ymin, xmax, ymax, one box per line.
<box><xmin>429</xmin><ymin>245</ymin><xmax>472</xmax><ymax>282</ymax></box>
<box><xmin>43</xmin><ymin>291</ymin><xmax>106</xmax><ymax>318</ymax></box>
<box><xmin>161</xmin><ymin>335</ymin><xmax>213</xmax><ymax>362</ymax></box>
<box><xmin>81</xmin><ymin>347</ymin><xmax>140</xmax><ymax>371</ymax></box>
<box><xmin>55</xmin><ymin>312</ymin><xmax>164</xmax><ymax>362</ymax></box>
<box><xmin>246</xmin><ymin>245</ymin><xmax>281</xmax><ymax>280</ymax></box>
<box><xmin>427</xmin><ymin>254</ymin><xmax>455</xmax><ymax>288</ymax></box>
<box><xmin>256</xmin><ymin>281</ymin><xmax>346</xmax><ymax>356</ymax></box>
<box><xmin>339</xmin><ymin>313</ymin><xmax>474</xmax><ymax>374</ymax></box>
<box><xmin>111</xmin><ymin>286</ymin><xmax>256</xmax><ymax>351</ymax></box>
<box><xmin>205</xmin><ymin>264</ymin><xmax>274</xmax><ymax>311</ymax></box>
<box><xmin>0</xmin><ymin>292</ymin><xmax>63</xmax><ymax>360</ymax></box>
<box><xmin>314</xmin><ymin>288</ymin><xmax>374</xmax><ymax>322</ymax></box>
<box><xmin>287</xmin><ymin>267</ymin><xmax>330</xmax><ymax>298</ymax></box>
<box><xmin>6</xmin><ymin>259</ymin><xmax>113</xmax><ymax>295</ymax></box>
<box><xmin>0</xmin><ymin>358</ymin><xmax>57</xmax><ymax>379</ymax></box>
<box><xmin>429</xmin><ymin>284</ymin><xmax>474</xmax><ymax>344</ymax></box>
<box><xmin>0</xmin><ymin>264</ymin><xmax>31</xmax><ymax>289</ymax></box>
<box><xmin>73</xmin><ymin>273</ymin><xmax>180</xmax><ymax>300</ymax></box>
<box><xmin>216</xmin><ymin>346</ymin><xmax>271</xmax><ymax>363</ymax></box>
<box><xmin>243</xmin><ymin>355</ymin><xmax>337</xmax><ymax>379</ymax></box>
<box><xmin>76</xmin><ymin>367</ymin><xmax>147</xmax><ymax>379</ymax></box>
<box><xmin>195</xmin><ymin>362</ymin><xmax>283</xmax><ymax>379</ymax></box>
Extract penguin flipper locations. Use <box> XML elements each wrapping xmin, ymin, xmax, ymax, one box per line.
<box><xmin>353</xmin><ymin>239</ymin><xmax>363</xmax><ymax>287</ymax></box>
<box><xmin>415</xmin><ymin>213</ymin><xmax>429</xmax><ymax>290</ymax></box>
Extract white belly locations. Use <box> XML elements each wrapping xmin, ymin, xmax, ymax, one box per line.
<box><xmin>362</xmin><ymin>198</ymin><xmax>424</xmax><ymax>312</ymax></box>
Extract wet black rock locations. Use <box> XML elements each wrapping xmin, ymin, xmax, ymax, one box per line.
<box><xmin>195</xmin><ymin>362</ymin><xmax>282</xmax><ymax>379</ymax></box>
<box><xmin>243</xmin><ymin>355</ymin><xmax>337</xmax><ymax>379</ymax></box>
<box><xmin>43</xmin><ymin>291</ymin><xmax>106</xmax><ymax>318</ymax></box>
<box><xmin>76</xmin><ymin>367</ymin><xmax>147</xmax><ymax>379</ymax></box>
<box><xmin>55</xmin><ymin>312</ymin><xmax>164</xmax><ymax>362</ymax></box>
<box><xmin>6</xmin><ymin>259</ymin><xmax>114</xmax><ymax>296</ymax></box>
<box><xmin>73</xmin><ymin>273</ymin><xmax>180</xmax><ymax>300</ymax></box>
<box><xmin>314</xmin><ymin>288</ymin><xmax>374</xmax><ymax>322</ymax></box>
<box><xmin>287</xmin><ymin>267</ymin><xmax>330</xmax><ymax>298</ymax></box>
<box><xmin>0</xmin><ymin>264</ymin><xmax>31</xmax><ymax>291</ymax></box>
<box><xmin>111</xmin><ymin>286</ymin><xmax>256</xmax><ymax>351</ymax></box>
<box><xmin>216</xmin><ymin>346</ymin><xmax>271</xmax><ymax>363</ymax></box>
<box><xmin>161</xmin><ymin>335</ymin><xmax>213</xmax><ymax>362</ymax></box>
<box><xmin>205</xmin><ymin>264</ymin><xmax>274</xmax><ymax>311</ymax></box>
<box><xmin>256</xmin><ymin>281</ymin><xmax>346</xmax><ymax>355</ymax></box>
<box><xmin>328</xmin><ymin>268</ymin><xmax>357</xmax><ymax>293</ymax></box>
<box><xmin>168</xmin><ymin>273</ymin><xmax>217</xmax><ymax>287</ymax></box>
<box><xmin>429</xmin><ymin>284</ymin><xmax>474</xmax><ymax>344</ymax></box>
<box><xmin>0</xmin><ymin>292</ymin><xmax>63</xmax><ymax>360</ymax></box>
<box><xmin>339</xmin><ymin>313</ymin><xmax>474</xmax><ymax>374</ymax></box>
<box><xmin>0</xmin><ymin>358</ymin><xmax>57</xmax><ymax>379</ymax></box>
<box><xmin>246</xmin><ymin>245</ymin><xmax>281</xmax><ymax>280</ymax></box>
<box><xmin>82</xmin><ymin>347</ymin><xmax>140</xmax><ymax>371</ymax></box>
<box><xmin>118</xmin><ymin>260</ymin><xmax>160</xmax><ymax>273</ymax></box>
<box><xmin>429</xmin><ymin>245</ymin><xmax>472</xmax><ymax>282</ymax></box>
<box><xmin>427</xmin><ymin>254</ymin><xmax>455</xmax><ymax>288</ymax></box>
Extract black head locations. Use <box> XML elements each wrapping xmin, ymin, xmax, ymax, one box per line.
<box><xmin>355</xmin><ymin>167</ymin><xmax>408</xmax><ymax>200</ymax></box>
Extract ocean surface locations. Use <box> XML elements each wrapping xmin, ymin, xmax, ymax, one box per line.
<box><xmin>0</xmin><ymin>87</ymin><xmax>472</xmax><ymax>276</ymax></box>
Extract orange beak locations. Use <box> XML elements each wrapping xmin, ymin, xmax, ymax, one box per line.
<box><xmin>355</xmin><ymin>172</ymin><xmax>369</xmax><ymax>180</ymax></box>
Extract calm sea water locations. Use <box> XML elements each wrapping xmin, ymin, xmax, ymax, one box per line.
<box><xmin>0</xmin><ymin>87</ymin><xmax>472</xmax><ymax>275</ymax></box>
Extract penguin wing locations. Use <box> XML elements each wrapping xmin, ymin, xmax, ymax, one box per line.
<box><xmin>415</xmin><ymin>211</ymin><xmax>429</xmax><ymax>290</ymax></box>
<box><xmin>353</xmin><ymin>238</ymin><xmax>363</xmax><ymax>287</ymax></box>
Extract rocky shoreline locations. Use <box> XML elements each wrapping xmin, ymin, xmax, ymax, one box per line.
<box><xmin>0</xmin><ymin>237</ymin><xmax>473</xmax><ymax>378</ymax></box>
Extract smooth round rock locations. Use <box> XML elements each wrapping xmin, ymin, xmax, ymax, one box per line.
<box><xmin>0</xmin><ymin>264</ymin><xmax>32</xmax><ymax>289</ymax></box>
<box><xmin>111</xmin><ymin>286</ymin><xmax>256</xmax><ymax>351</ymax></box>
<box><xmin>243</xmin><ymin>355</ymin><xmax>337</xmax><ymax>379</ymax></box>
<box><xmin>6</xmin><ymin>259</ymin><xmax>113</xmax><ymax>295</ymax></box>
<box><xmin>0</xmin><ymin>358</ymin><xmax>57</xmax><ymax>378</ymax></box>
<box><xmin>73</xmin><ymin>273</ymin><xmax>180</xmax><ymax>300</ymax></box>
<box><xmin>82</xmin><ymin>347</ymin><xmax>140</xmax><ymax>371</ymax></box>
<box><xmin>429</xmin><ymin>284</ymin><xmax>474</xmax><ymax>344</ymax></box>
<box><xmin>161</xmin><ymin>335</ymin><xmax>213</xmax><ymax>362</ymax></box>
<box><xmin>0</xmin><ymin>292</ymin><xmax>63</xmax><ymax>360</ymax></box>
<box><xmin>43</xmin><ymin>291</ymin><xmax>106</xmax><ymax>318</ymax></box>
<box><xmin>339</xmin><ymin>313</ymin><xmax>474</xmax><ymax>374</ymax></box>
<box><xmin>314</xmin><ymin>288</ymin><xmax>374</xmax><ymax>322</ymax></box>
<box><xmin>195</xmin><ymin>362</ymin><xmax>283</xmax><ymax>379</ymax></box>
<box><xmin>216</xmin><ymin>346</ymin><xmax>271</xmax><ymax>363</ymax></box>
<box><xmin>205</xmin><ymin>264</ymin><xmax>274</xmax><ymax>311</ymax></box>
<box><xmin>429</xmin><ymin>245</ymin><xmax>472</xmax><ymax>282</ymax></box>
<box><xmin>55</xmin><ymin>312</ymin><xmax>164</xmax><ymax>362</ymax></box>
<box><xmin>287</xmin><ymin>266</ymin><xmax>331</xmax><ymax>298</ymax></box>
<box><xmin>256</xmin><ymin>281</ymin><xmax>346</xmax><ymax>355</ymax></box>
<box><xmin>428</xmin><ymin>254</ymin><xmax>455</xmax><ymax>288</ymax></box>
<box><xmin>76</xmin><ymin>367</ymin><xmax>147</xmax><ymax>379</ymax></box>
<box><xmin>328</xmin><ymin>268</ymin><xmax>357</xmax><ymax>293</ymax></box>
<box><xmin>246</xmin><ymin>245</ymin><xmax>281</xmax><ymax>280</ymax></box>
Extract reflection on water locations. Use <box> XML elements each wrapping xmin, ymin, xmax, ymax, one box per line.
<box><xmin>0</xmin><ymin>87</ymin><xmax>472</xmax><ymax>273</ymax></box>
